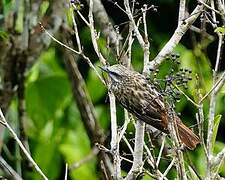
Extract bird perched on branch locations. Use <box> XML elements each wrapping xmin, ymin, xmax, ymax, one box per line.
<box><xmin>100</xmin><ymin>64</ymin><xmax>200</xmax><ymax>150</ymax></box>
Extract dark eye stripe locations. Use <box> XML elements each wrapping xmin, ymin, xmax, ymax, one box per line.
<box><xmin>109</xmin><ymin>71</ymin><xmax>120</xmax><ymax>76</ymax></box>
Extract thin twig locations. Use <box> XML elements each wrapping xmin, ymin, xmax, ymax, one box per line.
<box><xmin>88</xmin><ymin>0</ymin><xmax>121</xmax><ymax>178</ymax></box>
<box><xmin>210</xmin><ymin>0</ymin><xmax>217</xmax><ymax>24</ymax></box>
<box><xmin>160</xmin><ymin>158</ymin><xmax>176</xmax><ymax>180</ymax></box>
<box><xmin>64</xmin><ymin>163</ymin><xmax>68</xmax><ymax>180</ymax></box>
<box><xmin>100</xmin><ymin>160</ymin><xmax>110</xmax><ymax>180</ymax></box>
<box><xmin>124</xmin><ymin>0</ymin><xmax>145</xmax><ymax>49</ymax></box>
<box><xmin>123</xmin><ymin>136</ymin><xmax>134</xmax><ymax>154</ymax></box>
<box><xmin>88</xmin><ymin>0</ymin><xmax>106</xmax><ymax>65</ymax></box>
<box><xmin>178</xmin><ymin>0</ymin><xmax>186</xmax><ymax>23</ymax></box>
<box><xmin>0</xmin><ymin>156</ymin><xmax>23</xmax><ymax>180</ymax></box>
<box><xmin>144</xmin><ymin>143</ymin><xmax>155</xmax><ymax>168</ymax></box>
<box><xmin>40</xmin><ymin>23</ymin><xmax>105</xmax><ymax>84</ymax></box>
<box><xmin>142</xmin><ymin>4</ymin><xmax>150</xmax><ymax>72</ymax></box>
<box><xmin>200</xmin><ymin>71</ymin><xmax>225</xmax><ymax>103</ymax></box>
<box><xmin>196</xmin><ymin>105</ymin><xmax>207</xmax><ymax>155</ymax></box>
<box><xmin>0</xmin><ymin>109</ymin><xmax>48</xmax><ymax>180</ymax></box>
<box><xmin>149</xmin><ymin>4</ymin><xmax>204</xmax><ymax>69</ymax></box>
<box><xmin>167</xmin><ymin>106</ymin><xmax>187</xmax><ymax>180</ymax></box>
<box><xmin>213</xmin><ymin>147</ymin><xmax>225</xmax><ymax>173</ymax></box>
<box><xmin>118</xmin><ymin>110</ymin><xmax>130</xmax><ymax>142</ymax></box>
<box><xmin>71</xmin><ymin>7</ymin><xmax>82</xmax><ymax>52</ymax></box>
<box><xmin>125</xmin><ymin>121</ymin><xmax>145</xmax><ymax>180</ymax></box>
<box><xmin>69</xmin><ymin>147</ymin><xmax>99</xmax><ymax>170</ymax></box>
<box><xmin>76</xmin><ymin>10</ymin><xmax>90</xmax><ymax>26</ymax></box>
<box><xmin>206</xmin><ymin>33</ymin><xmax>224</xmax><ymax>179</ymax></box>
<box><xmin>197</xmin><ymin>0</ymin><xmax>221</xmax><ymax>15</ymax></box>
<box><xmin>156</xmin><ymin>135</ymin><xmax>166</xmax><ymax>167</ymax></box>
<box><xmin>39</xmin><ymin>23</ymin><xmax>80</xmax><ymax>54</ymax></box>
<box><xmin>173</xmin><ymin>84</ymin><xmax>200</xmax><ymax>107</ymax></box>
<box><xmin>111</xmin><ymin>1</ymin><xmax>128</xmax><ymax>14</ymax></box>
<box><xmin>120</xmin><ymin>156</ymin><xmax>133</xmax><ymax>164</ymax></box>
<box><xmin>108</xmin><ymin>92</ymin><xmax>121</xmax><ymax>179</ymax></box>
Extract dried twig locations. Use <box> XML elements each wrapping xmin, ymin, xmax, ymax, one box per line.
<box><xmin>206</xmin><ymin>33</ymin><xmax>224</xmax><ymax>179</ymax></box>
<box><xmin>0</xmin><ymin>156</ymin><xmax>23</xmax><ymax>180</ymax></box>
<box><xmin>0</xmin><ymin>109</ymin><xmax>48</xmax><ymax>180</ymax></box>
<box><xmin>125</xmin><ymin>121</ymin><xmax>145</xmax><ymax>180</ymax></box>
<box><xmin>149</xmin><ymin>3</ymin><xmax>205</xmax><ymax>69</ymax></box>
<box><xmin>69</xmin><ymin>148</ymin><xmax>99</xmax><ymax>170</ymax></box>
<box><xmin>88</xmin><ymin>1</ymin><xmax>121</xmax><ymax>178</ymax></box>
<box><xmin>160</xmin><ymin>158</ymin><xmax>176</xmax><ymax>180</ymax></box>
<box><xmin>178</xmin><ymin>0</ymin><xmax>186</xmax><ymax>22</ymax></box>
<box><xmin>124</xmin><ymin>2</ymin><xmax>150</xmax><ymax>179</ymax></box>
<box><xmin>64</xmin><ymin>163</ymin><xmax>68</xmax><ymax>180</ymax></box>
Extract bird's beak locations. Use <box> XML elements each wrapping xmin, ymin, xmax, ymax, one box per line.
<box><xmin>99</xmin><ymin>66</ymin><xmax>109</xmax><ymax>73</ymax></box>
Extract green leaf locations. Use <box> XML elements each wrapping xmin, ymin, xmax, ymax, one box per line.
<box><xmin>142</xmin><ymin>175</ymin><xmax>155</xmax><ymax>180</ymax></box>
<box><xmin>214</xmin><ymin>142</ymin><xmax>225</xmax><ymax>176</ymax></box>
<box><xmin>212</xmin><ymin>115</ymin><xmax>222</xmax><ymax>150</ymax></box>
<box><xmin>15</xmin><ymin>0</ymin><xmax>24</xmax><ymax>33</ymax></box>
<box><xmin>25</xmin><ymin>75</ymin><xmax>71</xmax><ymax>129</ymax></box>
<box><xmin>39</xmin><ymin>1</ymin><xmax>49</xmax><ymax>17</ymax></box>
<box><xmin>175</xmin><ymin>45</ymin><xmax>212</xmax><ymax>101</ymax></box>
<box><xmin>3</xmin><ymin>0</ymin><xmax>14</xmax><ymax>15</ymax></box>
<box><xmin>0</xmin><ymin>30</ymin><xmax>8</xmax><ymax>40</ymax></box>
<box><xmin>214</xmin><ymin>27</ymin><xmax>225</xmax><ymax>35</ymax></box>
<box><xmin>27</xmin><ymin>136</ymin><xmax>62</xmax><ymax>180</ymax></box>
<box><xmin>188</xmin><ymin>165</ymin><xmax>200</xmax><ymax>180</ymax></box>
<box><xmin>95</xmin><ymin>105</ymin><xmax>110</xmax><ymax>129</ymax></box>
<box><xmin>59</xmin><ymin>130</ymin><xmax>98</xmax><ymax>180</ymax></box>
<box><xmin>194</xmin><ymin>147</ymin><xmax>207</xmax><ymax>176</ymax></box>
<box><xmin>86</xmin><ymin>63</ymin><xmax>107</xmax><ymax>103</ymax></box>
<box><xmin>38</xmin><ymin>48</ymin><xmax>65</xmax><ymax>76</ymax></box>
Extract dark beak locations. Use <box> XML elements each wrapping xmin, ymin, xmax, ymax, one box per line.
<box><xmin>99</xmin><ymin>66</ymin><xmax>109</xmax><ymax>73</ymax></box>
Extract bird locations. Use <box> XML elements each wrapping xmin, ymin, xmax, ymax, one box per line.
<box><xmin>100</xmin><ymin>64</ymin><xmax>200</xmax><ymax>150</ymax></box>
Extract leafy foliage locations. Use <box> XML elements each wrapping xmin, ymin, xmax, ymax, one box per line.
<box><xmin>1</xmin><ymin>0</ymin><xmax>225</xmax><ymax>179</ymax></box>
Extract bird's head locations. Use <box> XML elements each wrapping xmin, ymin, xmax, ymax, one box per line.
<box><xmin>100</xmin><ymin>64</ymin><xmax>128</xmax><ymax>83</ymax></box>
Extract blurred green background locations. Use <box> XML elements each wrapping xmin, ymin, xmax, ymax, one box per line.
<box><xmin>0</xmin><ymin>0</ymin><xmax>225</xmax><ymax>179</ymax></box>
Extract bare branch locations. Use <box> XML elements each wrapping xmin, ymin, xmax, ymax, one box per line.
<box><xmin>178</xmin><ymin>0</ymin><xmax>186</xmax><ymax>22</ymax></box>
<box><xmin>216</xmin><ymin>0</ymin><xmax>225</xmax><ymax>23</ymax></box>
<box><xmin>124</xmin><ymin>0</ymin><xmax>145</xmax><ymax>49</ymax></box>
<box><xmin>0</xmin><ymin>156</ymin><xmax>23</xmax><ymax>180</ymax></box>
<box><xmin>71</xmin><ymin>7</ymin><xmax>82</xmax><ymax>53</ymax></box>
<box><xmin>197</xmin><ymin>0</ymin><xmax>221</xmax><ymax>15</ymax></box>
<box><xmin>64</xmin><ymin>163</ymin><xmax>68</xmax><ymax>180</ymax></box>
<box><xmin>87</xmin><ymin>1</ymin><xmax>122</xmax><ymax>178</ymax></box>
<box><xmin>160</xmin><ymin>158</ymin><xmax>176</xmax><ymax>179</ymax></box>
<box><xmin>108</xmin><ymin>91</ymin><xmax>122</xmax><ymax>179</ymax></box>
<box><xmin>62</xmin><ymin>46</ymin><xmax>113</xmax><ymax>178</ymax></box>
<box><xmin>69</xmin><ymin>147</ymin><xmax>99</xmax><ymax>170</ymax></box>
<box><xmin>200</xmin><ymin>71</ymin><xmax>225</xmax><ymax>103</ymax></box>
<box><xmin>156</xmin><ymin>135</ymin><xmax>166</xmax><ymax>167</ymax></box>
<box><xmin>142</xmin><ymin>4</ymin><xmax>150</xmax><ymax>72</ymax></box>
<box><xmin>40</xmin><ymin>23</ymin><xmax>105</xmax><ymax>84</ymax></box>
<box><xmin>149</xmin><ymin>4</ymin><xmax>205</xmax><ymax>69</ymax></box>
<box><xmin>86</xmin><ymin>0</ymin><xmax>121</xmax><ymax>49</ymax></box>
<box><xmin>0</xmin><ymin>109</ymin><xmax>48</xmax><ymax>180</ymax></box>
<box><xmin>88</xmin><ymin>0</ymin><xmax>107</xmax><ymax>65</ymax></box>
<box><xmin>213</xmin><ymin>147</ymin><xmax>225</xmax><ymax>172</ymax></box>
<box><xmin>206</xmin><ymin>33</ymin><xmax>224</xmax><ymax>179</ymax></box>
<box><xmin>125</xmin><ymin>121</ymin><xmax>145</xmax><ymax>180</ymax></box>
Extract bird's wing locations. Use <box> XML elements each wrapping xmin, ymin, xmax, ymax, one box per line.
<box><xmin>118</xmin><ymin>87</ymin><xmax>168</xmax><ymax>132</ymax></box>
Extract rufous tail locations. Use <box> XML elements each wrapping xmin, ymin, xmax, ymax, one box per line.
<box><xmin>176</xmin><ymin>120</ymin><xmax>200</xmax><ymax>150</ymax></box>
